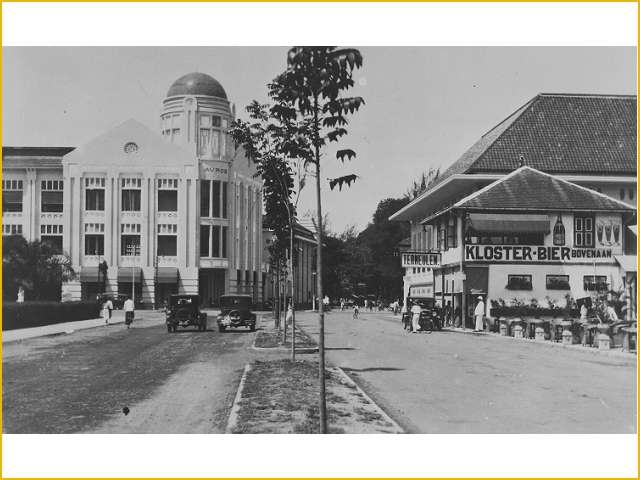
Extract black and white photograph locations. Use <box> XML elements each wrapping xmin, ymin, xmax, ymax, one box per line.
<box><xmin>1</xmin><ymin>2</ymin><xmax>637</xmax><ymax>478</ymax></box>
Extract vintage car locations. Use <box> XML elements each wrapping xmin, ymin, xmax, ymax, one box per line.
<box><xmin>165</xmin><ymin>294</ymin><xmax>207</xmax><ymax>332</ymax></box>
<box><xmin>217</xmin><ymin>295</ymin><xmax>256</xmax><ymax>332</ymax></box>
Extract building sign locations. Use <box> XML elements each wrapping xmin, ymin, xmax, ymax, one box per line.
<box><xmin>401</xmin><ymin>251</ymin><xmax>441</xmax><ymax>268</ymax></box>
<box><xmin>465</xmin><ymin>245</ymin><xmax>614</xmax><ymax>263</ymax></box>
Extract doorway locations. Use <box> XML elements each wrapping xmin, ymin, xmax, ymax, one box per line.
<box><xmin>199</xmin><ymin>268</ymin><xmax>226</xmax><ymax>307</ymax></box>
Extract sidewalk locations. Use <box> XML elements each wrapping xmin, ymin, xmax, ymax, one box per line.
<box><xmin>2</xmin><ymin>310</ymin><xmax>161</xmax><ymax>343</ymax></box>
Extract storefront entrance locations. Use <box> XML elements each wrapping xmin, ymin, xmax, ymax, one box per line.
<box><xmin>199</xmin><ymin>268</ymin><xmax>226</xmax><ymax>307</ymax></box>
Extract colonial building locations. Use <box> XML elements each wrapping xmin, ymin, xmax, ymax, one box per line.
<box><xmin>390</xmin><ymin>93</ymin><xmax>637</xmax><ymax>325</ymax></box>
<box><xmin>263</xmin><ymin>222</ymin><xmax>317</xmax><ymax>309</ymax></box>
<box><xmin>2</xmin><ymin>72</ymin><xmax>265</xmax><ymax>307</ymax></box>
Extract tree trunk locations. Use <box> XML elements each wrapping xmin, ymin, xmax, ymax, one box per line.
<box><xmin>313</xmin><ymin>94</ymin><xmax>327</xmax><ymax>434</ymax></box>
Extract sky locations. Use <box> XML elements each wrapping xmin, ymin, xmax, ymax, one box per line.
<box><xmin>3</xmin><ymin>46</ymin><xmax>636</xmax><ymax>232</ymax></box>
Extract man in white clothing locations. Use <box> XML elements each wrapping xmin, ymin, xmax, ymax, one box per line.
<box><xmin>124</xmin><ymin>297</ymin><xmax>135</xmax><ymax>329</ymax></box>
<box><xmin>474</xmin><ymin>296</ymin><xmax>485</xmax><ymax>332</ymax></box>
<box><xmin>410</xmin><ymin>302</ymin><xmax>422</xmax><ymax>333</ymax></box>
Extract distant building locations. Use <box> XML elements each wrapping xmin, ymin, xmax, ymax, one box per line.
<box><xmin>3</xmin><ymin>72</ymin><xmax>265</xmax><ymax>307</ymax></box>
<box><xmin>390</xmin><ymin>93</ymin><xmax>637</xmax><ymax>324</ymax></box>
<box><xmin>263</xmin><ymin>222</ymin><xmax>317</xmax><ymax>309</ymax></box>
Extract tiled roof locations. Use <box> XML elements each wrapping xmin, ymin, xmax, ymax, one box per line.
<box><xmin>430</xmin><ymin>93</ymin><xmax>636</xmax><ymax>191</ymax></box>
<box><xmin>456</xmin><ymin>166</ymin><xmax>635</xmax><ymax>212</ymax></box>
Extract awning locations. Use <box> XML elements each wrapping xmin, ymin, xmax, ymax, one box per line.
<box><xmin>156</xmin><ymin>267</ymin><xmax>179</xmax><ymax>284</ymax></box>
<box><xmin>117</xmin><ymin>267</ymin><xmax>142</xmax><ymax>283</ymax></box>
<box><xmin>80</xmin><ymin>266</ymin><xmax>100</xmax><ymax>283</ymax></box>
<box><xmin>615</xmin><ymin>255</ymin><xmax>637</xmax><ymax>273</ymax></box>
<box><xmin>467</xmin><ymin>213</ymin><xmax>549</xmax><ymax>234</ymax></box>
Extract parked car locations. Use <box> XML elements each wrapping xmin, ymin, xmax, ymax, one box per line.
<box><xmin>217</xmin><ymin>294</ymin><xmax>256</xmax><ymax>332</ymax></box>
<box><xmin>165</xmin><ymin>294</ymin><xmax>207</xmax><ymax>332</ymax></box>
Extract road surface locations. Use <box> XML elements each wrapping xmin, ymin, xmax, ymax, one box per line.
<box><xmin>2</xmin><ymin>312</ymin><xmax>263</xmax><ymax>433</ymax></box>
<box><xmin>296</xmin><ymin>309</ymin><xmax>637</xmax><ymax>433</ymax></box>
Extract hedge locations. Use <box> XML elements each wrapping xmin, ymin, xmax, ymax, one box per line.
<box><xmin>2</xmin><ymin>301</ymin><xmax>101</xmax><ymax>331</ymax></box>
<box><xmin>490</xmin><ymin>306</ymin><xmax>579</xmax><ymax>318</ymax></box>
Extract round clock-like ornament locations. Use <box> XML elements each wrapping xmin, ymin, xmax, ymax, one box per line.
<box><xmin>124</xmin><ymin>142</ymin><xmax>139</xmax><ymax>154</ymax></box>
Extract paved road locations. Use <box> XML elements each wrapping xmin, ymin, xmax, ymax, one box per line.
<box><xmin>2</xmin><ymin>312</ymin><xmax>262</xmax><ymax>433</ymax></box>
<box><xmin>296</xmin><ymin>310</ymin><xmax>637</xmax><ymax>433</ymax></box>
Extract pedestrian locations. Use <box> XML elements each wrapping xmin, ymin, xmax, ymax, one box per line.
<box><xmin>124</xmin><ymin>296</ymin><xmax>135</xmax><ymax>329</ymax></box>
<box><xmin>101</xmin><ymin>300</ymin><xmax>110</xmax><ymax>325</ymax></box>
<box><xmin>454</xmin><ymin>306</ymin><xmax>462</xmax><ymax>328</ymax></box>
<box><xmin>106</xmin><ymin>296</ymin><xmax>114</xmax><ymax>320</ymax></box>
<box><xmin>340</xmin><ymin>299</ymin><xmax>345</xmax><ymax>311</ymax></box>
<box><xmin>444</xmin><ymin>301</ymin><xmax>452</xmax><ymax>327</ymax></box>
<box><xmin>353</xmin><ymin>303</ymin><xmax>359</xmax><ymax>319</ymax></box>
<box><xmin>17</xmin><ymin>286</ymin><xmax>24</xmax><ymax>303</ymax></box>
<box><xmin>410</xmin><ymin>301</ymin><xmax>422</xmax><ymax>333</ymax></box>
<box><xmin>605</xmin><ymin>300</ymin><xmax>619</xmax><ymax>322</ymax></box>
<box><xmin>474</xmin><ymin>296</ymin><xmax>485</xmax><ymax>332</ymax></box>
<box><xmin>364</xmin><ymin>299</ymin><xmax>368</xmax><ymax>311</ymax></box>
<box><xmin>285</xmin><ymin>302</ymin><xmax>293</xmax><ymax>326</ymax></box>
<box><xmin>580</xmin><ymin>302</ymin><xmax>589</xmax><ymax>322</ymax></box>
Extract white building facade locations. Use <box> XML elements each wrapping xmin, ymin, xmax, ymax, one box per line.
<box><xmin>391</xmin><ymin>93</ymin><xmax>637</xmax><ymax>324</ymax></box>
<box><xmin>3</xmin><ymin>73</ymin><xmax>265</xmax><ymax>307</ymax></box>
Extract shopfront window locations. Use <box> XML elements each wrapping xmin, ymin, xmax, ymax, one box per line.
<box><xmin>546</xmin><ymin>275</ymin><xmax>570</xmax><ymax>290</ymax></box>
<box><xmin>506</xmin><ymin>274</ymin><xmax>533</xmax><ymax>290</ymax></box>
<box><xmin>574</xmin><ymin>215</ymin><xmax>594</xmax><ymax>248</ymax></box>
<box><xmin>583</xmin><ymin>275</ymin><xmax>607</xmax><ymax>291</ymax></box>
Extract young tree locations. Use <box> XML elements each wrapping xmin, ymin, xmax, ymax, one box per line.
<box><xmin>271</xmin><ymin>47</ymin><xmax>364</xmax><ymax>433</ymax></box>
<box><xmin>2</xmin><ymin>236</ymin><xmax>75</xmax><ymax>301</ymax></box>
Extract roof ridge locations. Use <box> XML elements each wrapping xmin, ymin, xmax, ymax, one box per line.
<box><xmin>479</xmin><ymin>95</ymin><xmax>539</xmax><ymax>139</ymax></box>
<box><xmin>523</xmin><ymin>165</ymin><xmax>637</xmax><ymax>211</ymax></box>
<box><xmin>538</xmin><ymin>92</ymin><xmax>637</xmax><ymax>99</ymax></box>
<box><xmin>453</xmin><ymin>166</ymin><xmax>528</xmax><ymax>208</ymax></box>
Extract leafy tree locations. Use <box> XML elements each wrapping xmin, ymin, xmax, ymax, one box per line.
<box><xmin>406</xmin><ymin>167</ymin><xmax>441</xmax><ymax>200</ymax></box>
<box><xmin>357</xmin><ymin>197</ymin><xmax>410</xmax><ymax>301</ymax></box>
<box><xmin>229</xmin><ymin>101</ymin><xmax>301</xmax><ymax>326</ymax></box>
<box><xmin>271</xmin><ymin>47</ymin><xmax>364</xmax><ymax>433</ymax></box>
<box><xmin>2</xmin><ymin>236</ymin><xmax>75</xmax><ymax>301</ymax></box>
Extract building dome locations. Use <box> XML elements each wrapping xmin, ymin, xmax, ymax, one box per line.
<box><xmin>166</xmin><ymin>72</ymin><xmax>227</xmax><ymax>99</ymax></box>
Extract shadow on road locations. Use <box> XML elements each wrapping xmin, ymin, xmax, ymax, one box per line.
<box><xmin>343</xmin><ymin>367</ymin><xmax>404</xmax><ymax>373</ymax></box>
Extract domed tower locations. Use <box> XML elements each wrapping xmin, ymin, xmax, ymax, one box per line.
<box><xmin>161</xmin><ymin>72</ymin><xmax>234</xmax><ymax>160</ymax></box>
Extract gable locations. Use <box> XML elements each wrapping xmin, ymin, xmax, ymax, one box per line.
<box><xmin>63</xmin><ymin>119</ymin><xmax>195</xmax><ymax>168</ymax></box>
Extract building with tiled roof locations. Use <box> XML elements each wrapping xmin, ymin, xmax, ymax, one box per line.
<box><xmin>390</xmin><ymin>93</ymin><xmax>637</xmax><ymax>328</ymax></box>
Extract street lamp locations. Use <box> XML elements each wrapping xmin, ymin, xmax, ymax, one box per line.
<box><xmin>126</xmin><ymin>243</ymin><xmax>140</xmax><ymax>304</ymax></box>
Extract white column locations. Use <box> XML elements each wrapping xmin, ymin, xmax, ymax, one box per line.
<box><xmin>104</xmin><ymin>174</ymin><xmax>113</xmax><ymax>266</ymax></box>
<box><xmin>71</xmin><ymin>175</ymin><xmax>82</xmax><ymax>266</ymax></box>
<box><xmin>141</xmin><ymin>176</ymin><xmax>150</xmax><ymax>267</ymax></box>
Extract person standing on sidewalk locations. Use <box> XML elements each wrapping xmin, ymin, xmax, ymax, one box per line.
<box><xmin>106</xmin><ymin>297</ymin><xmax>114</xmax><ymax>321</ymax></box>
<box><xmin>410</xmin><ymin>302</ymin><xmax>422</xmax><ymax>333</ymax></box>
<box><xmin>101</xmin><ymin>300</ymin><xmax>110</xmax><ymax>325</ymax></box>
<box><xmin>124</xmin><ymin>297</ymin><xmax>135</xmax><ymax>329</ymax></box>
<box><xmin>474</xmin><ymin>296</ymin><xmax>485</xmax><ymax>332</ymax></box>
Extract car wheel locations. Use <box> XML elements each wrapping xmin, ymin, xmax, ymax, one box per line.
<box><xmin>167</xmin><ymin>325</ymin><xmax>172</xmax><ymax>333</ymax></box>
<box><xmin>249</xmin><ymin>324</ymin><xmax>256</xmax><ymax>332</ymax></box>
<box><xmin>218</xmin><ymin>325</ymin><xmax>226</xmax><ymax>332</ymax></box>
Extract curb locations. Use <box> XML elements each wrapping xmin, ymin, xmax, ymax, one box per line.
<box><xmin>443</xmin><ymin>327</ymin><xmax>637</xmax><ymax>360</ymax></box>
<box><xmin>225</xmin><ymin>363</ymin><xmax>251</xmax><ymax>434</ymax></box>
<box><xmin>332</xmin><ymin>366</ymin><xmax>404</xmax><ymax>434</ymax></box>
<box><xmin>2</xmin><ymin>316</ymin><xmax>164</xmax><ymax>344</ymax></box>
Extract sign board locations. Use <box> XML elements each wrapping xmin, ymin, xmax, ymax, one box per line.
<box><xmin>465</xmin><ymin>245</ymin><xmax>614</xmax><ymax>263</ymax></box>
<box><xmin>401</xmin><ymin>251</ymin><xmax>441</xmax><ymax>268</ymax></box>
